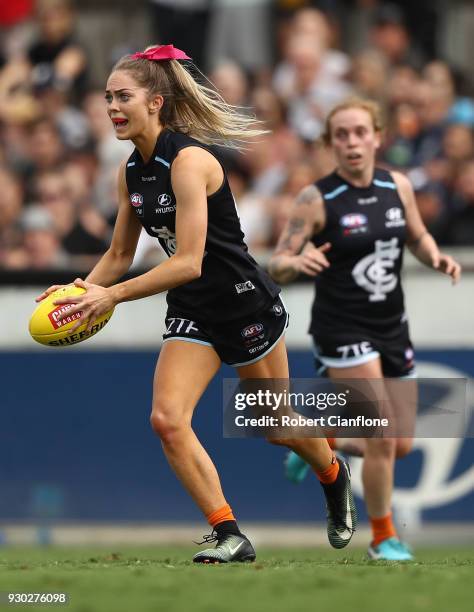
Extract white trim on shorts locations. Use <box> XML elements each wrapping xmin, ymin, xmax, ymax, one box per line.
<box><xmin>162</xmin><ymin>337</ymin><xmax>213</xmax><ymax>348</ymax></box>
<box><xmin>399</xmin><ymin>369</ymin><xmax>418</xmax><ymax>379</ymax></box>
<box><xmin>312</xmin><ymin>339</ymin><xmax>381</xmax><ymax>369</ymax></box>
<box><xmin>230</xmin><ymin>311</ymin><xmax>289</xmax><ymax>368</ymax></box>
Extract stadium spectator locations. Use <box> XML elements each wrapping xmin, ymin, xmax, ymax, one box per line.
<box><xmin>21</xmin><ymin>205</ymin><xmax>68</xmax><ymax>269</ymax></box>
<box><xmin>243</xmin><ymin>86</ymin><xmax>304</xmax><ymax>197</ymax></box>
<box><xmin>0</xmin><ymin>0</ymin><xmax>34</xmax><ymax>66</ymax></box>
<box><xmin>423</xmin><ymin>61</ymin><xmax>474</xmax><ymax>128</ymax></box>
<box><xmin>229</xmin><ymin>161</ymin><xmax>271</xmax><ymax>252</ymax></box>
<box><xmin>369</xmin><ymin>3</ymin><xmax>423</xmax><ymax>69</ymax></box>
<box><xmin>207</xmin><ymin>0</ymin><xmax>273</xmax><ymax>73</ymax></box>
<box><xmin>386</xmin><ymin>63</ymin><xmax>419</xmax><ymax>108</ymax></box>
<box><xmin>148</xmin><ymin>0</ymin><xmax>212</xmax><ymax>70</ymax></box>
<box><xmin>273</xmin><ymin>34</ymin><xmax>352</xmax><ymax>141</ymax></box>
<box><xmin>0</xmin><ymin>0</ymin><xmax>472</xmax><ymax>272</ymax></box>
<box><xmin>27</xmin><ymin>0</ymin><xmax>88</xmax><ymax>100</ymax></box>
<box><xmin>209</xmin><ymin>61</ymin><xmax>249</xmax><ymax>108</ymax></box>
<box><xmin>0</xmin><ymin>168</ymin><xmax>25</xmax><ymax>268</ymax></box>
<box><xmin>350</xmin><ymin>48</ymin><xmax>389</xmax><ymax>108</ymax></box>
<box><xmin>275</xmin><ymin>8</ymin><xmax>350</xmax><ymax>83</ymax></box>
<box><xmin>34</xmin><ymin>81</ymin><xmax>90</xmax><ymax>152</ymax></box>
<box><xmin>34</xmin><ymin>170</ymin><xmax>109</xmax><ymax>258</ymax></box>
<box><xmin>445</xmin><ymin>160</ymin><xmax>474</xmax><ymax>245</ymax></box>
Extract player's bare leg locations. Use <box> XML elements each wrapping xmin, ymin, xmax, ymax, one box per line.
<box><xmin>237</xmin><ymin>338</ymin><xmax>334</xmax><ymax>470</ymax></box>
<box><xmin>151</xmin><ymin>340</ymin><xmax>224</xmax><ymax>514</ymax></box>
<box><xmin>328</xmin><ymin>360</ymin><xmax>395</xmax><ymax>516</ymax></box>
<box><xmin>151</xmin><ymin>340</ymin><xmax>255</xmax><ymax>563</ymax></box>
<box><xmin>329</xmin><ymin>360</ymin><xmax>413</xmax><ymax>560</ymax></box>
<box><xmin>238</xmin><ymin>338</ymin><xmax>357</xmax><ymax>548</ymax></box>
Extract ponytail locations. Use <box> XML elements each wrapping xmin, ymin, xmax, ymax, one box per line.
<box><xmin>112</xmin><ymin>50</ymin><xmax>266</xmax><ymax>149</ymax></box>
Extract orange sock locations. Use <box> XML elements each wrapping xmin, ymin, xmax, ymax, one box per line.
<box><xmin>315</xmin><ymin>455</ymin><xmax>340</xmax><ymax>484</ymax></box>
<box><xmin>206</xmin><ymin>503</ymin><xmax>236</xmax><ymax>528</ymax></box>
<box><xmin>370</xmin><ymin>513</ymin><xmax>397</xmax><ymax>546</ymax></box>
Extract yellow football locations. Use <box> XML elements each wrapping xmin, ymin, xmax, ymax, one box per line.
<box><xmin>29</xmin><ymin>285</ymin><xmax>114</xmax><ymax>347</ymax></box>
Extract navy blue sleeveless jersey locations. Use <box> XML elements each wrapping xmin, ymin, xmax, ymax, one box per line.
<box><xmin>125</xmin><ymin>129</ymin><xmax>279</xmax><ymax>321</ymax></box>
<box><xmin>310</xmin><ymin>168</ymin><xmax>407</xmax><ymax>334</ymax></box>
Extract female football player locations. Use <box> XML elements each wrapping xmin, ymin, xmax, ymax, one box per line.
<box><xmin>269</xmin><ymin>98</ymin><xmax>461</xmax><ymax>560</ymax></box>
<box><xmin>36</xmin><ymin>45</ymin><xmax>357</xmax><ymax>562</ymax></box>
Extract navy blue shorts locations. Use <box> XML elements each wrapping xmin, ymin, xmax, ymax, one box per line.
<box><xmin>163</xmin><ymin>296</ymin><xmax>289</xmax><ymax>366</ymax></box>
<box><xmin>312</xmin><ymin>320</ymin><xmax>416</xmax><ymax>378</ymax></box>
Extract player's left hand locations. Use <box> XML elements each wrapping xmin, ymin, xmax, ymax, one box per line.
<box><xmin>53</xmin><ymin>278</ymin><xmax>116</xmax><ymax>333</ymax></box>
<box><xmin>432</xmin><ymin>252</ymin><xmax>462</xmax><ymax>284</ymax></box>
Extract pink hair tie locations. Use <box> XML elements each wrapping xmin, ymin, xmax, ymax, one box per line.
<box><xmin>131</xmin><ymin>44</ymin><xmax>191</xmax><ymax>61</ymax></box>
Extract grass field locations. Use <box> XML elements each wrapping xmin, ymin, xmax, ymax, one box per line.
<box><xmin>0</xmin><ymin>546</ymin><xmax>472</xmax><ymax>612</ymax></box>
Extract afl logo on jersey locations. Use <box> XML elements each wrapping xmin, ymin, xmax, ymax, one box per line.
<box><xmin>340</xmin><ymin>213</ymin><xmax>368</xmax><ymax>228</ymax></box>
<box><xmin>157</xmin><ymin>193</ymin><xmax>172</xmax><ymax>207</ymax></box>
<box><xmin>241</xmin><ymin>323</ymin><xmax>264</xmax><ymax>339</ymax></box>
<box><xmin>130</xmin><ymin>193</ymin><xmax>143</xmax><ymax>207</ymax></box>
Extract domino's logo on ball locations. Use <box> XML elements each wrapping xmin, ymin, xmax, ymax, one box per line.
<box><xmin>47</xmin><ymin>304</ymin><xmax>82</xmax><ymax>329</ymax></box>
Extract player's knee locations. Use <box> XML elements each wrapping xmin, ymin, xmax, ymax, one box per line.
<box><xmin>396</xmin><ymin>438</ymin><xmax>413</xmax><ymax>458</ymax></box>
<box><xmin>150</xmin><ymin>397</ymin><xmax>188</xmax><ymax>443</ymax></box>
<box><xmin>366</xmin><ymin>437</ymin><xmax>396</xmax><ymax>458</ymax></box>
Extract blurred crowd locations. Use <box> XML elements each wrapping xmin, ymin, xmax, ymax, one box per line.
<box><xmin>0</xmin><ymin>0</ymin><xmax>473</xmax><ymax>272</ymax></box>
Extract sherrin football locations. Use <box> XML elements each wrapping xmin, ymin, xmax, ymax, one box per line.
<box><xmin>29</xmin><ymin>286</ymin><xmax>114</xmax><ymax>347</ymax></box>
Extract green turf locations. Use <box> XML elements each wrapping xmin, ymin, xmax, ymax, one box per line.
<box><xmin>0</xmin><ymin>546</ymin><xmax>472</xmax><ymax>612</ymax></box>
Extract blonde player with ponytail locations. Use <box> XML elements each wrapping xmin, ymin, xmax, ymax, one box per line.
<box><xmin>37</xmin><ymin>45</ymin><xmax>357</xmax><ymax>562</ymax></box>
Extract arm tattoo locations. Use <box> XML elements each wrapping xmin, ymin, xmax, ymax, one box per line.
<box><xmin>276</xmin><ymin>217</ymin><xmax>308</xmax><ymax>253</ymax></box>
<box><xmin>295</xmin><ymin>184</ymin><xmax>320</xmax><ymax>206</ymax></box>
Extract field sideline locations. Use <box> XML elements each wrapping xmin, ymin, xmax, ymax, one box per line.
<box><xmin>0</xmin><ymin>546</ymin><xmax>472</xmax><ymax>612</ymax></box>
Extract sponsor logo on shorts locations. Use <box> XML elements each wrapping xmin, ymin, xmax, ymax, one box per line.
<box><xmin>241</xmin><ymin>323</ymin><xmax>264</xmax><ymax>339</ymax></box>
<box><xmin>249</xmin><ymin>340</ymin><xmax>269</xmax><ymax>354</ymax></box>
<box><xmin>235</xmin><ymin>281</ymin><xmax>255</xmax><ymax>294</ymax></box>
<box><xmin>130</xmin><ymin>193</ymin><xmax>143</xmax><ymax>207</ymax></box>
<box><xmin>385</xmin><ymin>207</ymin><xmax>405</xmax><ymax>228</ymax></box>
<box><xmin>48</xmin><ymin>304</ymin><xmax>82</xmax><ymax>329</ymax></box>
<box><xmin>164</xmin><ymin>318</ymin><xmax>200</xmax><ymax>336</ymax></box>
<box><xmin>336</xmin><ymin>341</ymin><xmax>374</xmax><ymax>360</ymax></box>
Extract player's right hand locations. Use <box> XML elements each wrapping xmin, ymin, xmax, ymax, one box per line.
<box><xmin>294</xmin><ymin>242</ymin><xmax>331</xmax><ymax>276</ymax></box>
<box><xmin>35</xmin><ymin>284</ymin><xmax>70</xmax><ymax>302</ymax></box>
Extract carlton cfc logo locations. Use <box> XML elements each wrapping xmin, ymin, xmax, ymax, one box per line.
<box><xmin>241</xmin><ymin>323</ymin><xmax>264</xmax><ymax>339</ymax></box>
<box><xmin>130</xmin><ymin>193</ymin><xmax>143</xmax><ymax>207</ymax></box>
